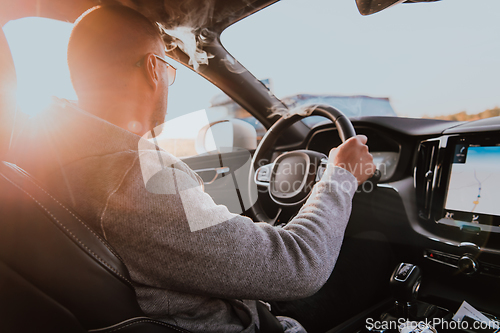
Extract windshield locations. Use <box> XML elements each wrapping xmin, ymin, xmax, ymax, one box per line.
<box><xmin>221</xmin><ymin>0</ymin><xmax>500</xmax><ymax>120</ymax></box>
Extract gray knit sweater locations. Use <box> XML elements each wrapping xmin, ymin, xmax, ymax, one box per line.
<box><xmin>12</xmin><ymin>99</ymin><xmax>357</xmax><ymax>333</ymax></box>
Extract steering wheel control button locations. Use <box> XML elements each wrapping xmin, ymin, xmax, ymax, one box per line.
<box><xmin>458</xmin><ymin>254</ymin><xmax>478</xmax><ymax>275</ymax></box>
<box><xmin>255</xmin><ymin>164</ymin><xmax>274</xmax><ymax>186</ymax></box>
<box><xmin>256</xmin><ymin>167</ymin><xmax>271</xmax><ymax>182</ymax></box>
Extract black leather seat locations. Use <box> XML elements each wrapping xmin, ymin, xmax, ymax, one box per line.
<box><xmin>0</xmin><ymin>161</ymin><xmax>190</xmax><ymax>333</ymax></box>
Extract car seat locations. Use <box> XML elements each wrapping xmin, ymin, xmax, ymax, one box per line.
<box><xmin>0</xmin><ymin>162</ymin><xmax>191</xmax><ymax>333</ymax></box>
<box><xmin>0</xmin><ymin>23</ymin><xmax>190</xmax><ymax>331</ymax></box>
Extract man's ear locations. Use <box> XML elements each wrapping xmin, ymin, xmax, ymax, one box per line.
<box><xmin>143</xmin><ymin>53</ymin><xmax>159</xmax><ymax>89</ymax></box>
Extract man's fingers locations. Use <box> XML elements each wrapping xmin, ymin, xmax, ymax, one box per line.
<box><xmin>355</xmin><ymin>134</ymin><xmax>368</xmax><ymax>145</ymax></box>
<box><xmin>328</xmin><ymin>147</ymin><xmax>337</xmax><ymax>158</ymax></box>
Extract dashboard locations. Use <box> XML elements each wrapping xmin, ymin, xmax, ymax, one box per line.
<box><xmin>306</xmin><ymin>126</ymin><xmax>401</xmax><ymax>182</ymax></box>
<box><xmin>280</xmin><ymin>115</ymin><xmax>500</xmax><ymax>316</ymax></box>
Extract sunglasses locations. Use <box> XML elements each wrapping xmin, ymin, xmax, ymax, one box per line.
<box><xmin>136</xmin><ymin>53</ymin><xmax>177</xmax><ymax>86</ymax></box>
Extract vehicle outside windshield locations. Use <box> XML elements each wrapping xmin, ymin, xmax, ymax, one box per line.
<box><xmin>221</xmin><ymin>0</ymin><xmax>500</xmax><ymax>121</ymax></box>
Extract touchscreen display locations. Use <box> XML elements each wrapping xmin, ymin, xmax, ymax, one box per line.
<box><xmin>445</xmin><ymin>144</ymin><xmax>500</xmax><ymax>218</ymax></box>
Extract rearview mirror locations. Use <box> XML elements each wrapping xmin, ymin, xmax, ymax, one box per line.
<box><xmin>355</xmin><ymin>0</ymin><xmax>406</xmax><ymax>15</ymax></box>
<box><xmin>356</xmin><ymin>0</ymin><xmax>441</xmax><ymax>16</ymax></box>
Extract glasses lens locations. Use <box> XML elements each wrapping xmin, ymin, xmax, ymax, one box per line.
<box><xmin>167</xmin><ymin>66</ymin><xmax>176</xmax><ymax>86</ymax></box>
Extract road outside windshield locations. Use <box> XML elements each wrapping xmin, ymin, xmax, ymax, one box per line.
<box><xmin>221</xmin><ymin>0</ymin><xmax>500</xmax><ymax>120</ymax></box>
<box><xmin>445</xmin><ymin>146</ymin><xmax>500</xmax><ymax>217</ymax></box>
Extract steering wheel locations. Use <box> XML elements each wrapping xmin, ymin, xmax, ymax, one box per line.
<box><xmin>249</xmin><ymin>104</ymin><xmax>359</xmax><ymax>224</ymax></box>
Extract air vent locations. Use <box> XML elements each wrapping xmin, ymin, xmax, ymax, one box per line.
<box><xmin>415</xmin><ymin>140</ymin><xmax>440</xmax><ymax>220</ymax></box>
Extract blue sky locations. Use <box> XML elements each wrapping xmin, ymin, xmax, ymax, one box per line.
<box><xmin>3</xmin><ymin>0</ymin><xmax>500</xmax><ymax>119</ymax></box>
<box><xmin>222</xmin><ymin>0</ymin><xmax>500</xmax><ymax>117</ymax></box>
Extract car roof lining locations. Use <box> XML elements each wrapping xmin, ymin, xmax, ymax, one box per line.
<box><xmin>19</xmin><ymin>0</ymin><xmax>277</xmax><ymax>33</ymax></box>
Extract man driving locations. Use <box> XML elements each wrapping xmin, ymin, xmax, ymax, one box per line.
<box><xmin>11</xmin><ymin>4</ymin><xmax>375</xmax><ymax>333</ymax></box>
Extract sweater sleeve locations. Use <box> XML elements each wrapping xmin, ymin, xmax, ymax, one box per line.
<box><xmin>102</xmin><ymin>150</ymin><xmax>357</xmax><ymax>301</ymax></box>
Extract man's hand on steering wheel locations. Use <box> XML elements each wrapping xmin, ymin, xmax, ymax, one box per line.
<box><xmin>250</xmin><ymin>104</ymin><xmax>381</xmax><ymax>223</ymax></box>
<box><xmin>328</xmin><ymin>135</ymin><xmax>376</xmax><ymax>186</ymax></box>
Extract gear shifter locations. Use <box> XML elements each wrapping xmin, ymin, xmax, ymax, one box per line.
<box><xmin>390</xmin><ymin>263</ymin><xmax>422</xmax><ymax>302</ymax></box>
<box><xmin>363</xmin><ymin>263</ymin><xmax>452</xmax><ymax>333</ymax></box>
<box><xmin>389</xmin><ymin>263</ymin><xmax>422</xmax><ymax>318</ymax></box>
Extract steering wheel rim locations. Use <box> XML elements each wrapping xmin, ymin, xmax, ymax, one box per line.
<box><xmin>249</xmin><ymin>104</ymin><xmax>356</xmax><ymax>223</ymax></box>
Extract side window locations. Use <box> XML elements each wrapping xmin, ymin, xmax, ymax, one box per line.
<box><xmin>3</xmin><ymin>18</ymin><xmax>76</xmax><ymax>116</ymax></box>
<box><xmin>155</xmin><ymin>59</ymin><xmax>265</xmax><ymax>158</ymax></box>
<box><xmin>3</xmin><ymin>17</ymin><xmax>264</xmax><ymax>159</ymax></box>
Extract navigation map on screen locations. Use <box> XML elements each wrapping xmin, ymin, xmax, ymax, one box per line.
<box><xmin>445</xmin><ymin>145</ymin><xmax>500</xmax><ymax>217</ymax></box>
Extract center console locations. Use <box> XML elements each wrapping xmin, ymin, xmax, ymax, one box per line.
<box><xmin>416</xmin><ymin>133</ymin><xmax>500</xmax><ymax>234</ymax></box>
<box><xmin>431</xmin><ymin>135</ymin><xmax>500</xmax><ymax>234</ymax></box>
<box><xmin>326</xmin><ymin>263</ymin><xmax>499</xmax><ymax>333</ymax></box>
<box><xmin>414</xmin><ymin>132</ymin><xmax>500</xmax><ymax>281</ymax></box>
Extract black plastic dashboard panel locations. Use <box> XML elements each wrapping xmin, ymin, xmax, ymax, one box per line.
<box><xmin>267</xmin><ymin>116</ymin><xmax>500</xmax><ymax>318</ymax></box>
<box><xmin>307</xmin><ymin>126</ymin><xmax>400</xmax><ymax>153</ymax></box>
<box><xmin>350</xmin><ymin>176</ymin><xmax>500</xmax><ymax>315</ymax></box>
<box><xmin>306</xmin><ymin>116</ymin><xmax>464</xmax><ymax>136</ymax></box>
<box><xmin>349</xmin><ymin>117</ymin><xmax>464</xmax><ymax>136</ymax></box>
<box><xmin>443</xmin><ymin>117</ymin><xmax>500</xmax><ymax>134</ymax></box>
<box><xmin>304</xmin><ymin>124</ymin><xmax>416</xmax><ymax>184</ymax></box>
<box><xmin>338</xmin><ymin>116</ymin><xmax>500</xmax><ymax>316</ymax></box>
